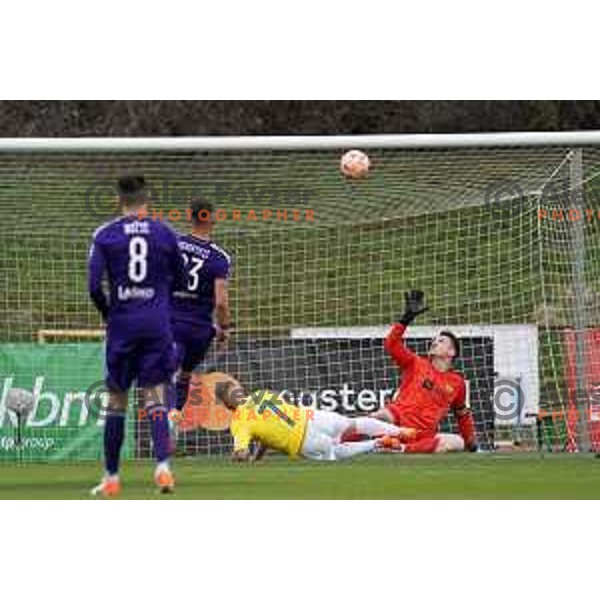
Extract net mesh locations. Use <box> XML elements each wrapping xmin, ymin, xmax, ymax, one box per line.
<box><xmin>1</xmin><ymin>142</ymin><xmax>600</xmax><ymax>460</ymax></box>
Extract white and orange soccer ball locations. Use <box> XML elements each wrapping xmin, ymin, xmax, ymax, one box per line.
<box><xmin>340</xmin><ymin>149</ymin><xmax>370</xmax><ymax>179</ymax></box>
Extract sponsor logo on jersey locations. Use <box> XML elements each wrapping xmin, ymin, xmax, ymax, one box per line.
<box><xmin>117</xmin><ymin>285</ymin><xmax>155</xmax><ymax>301</ymax></box>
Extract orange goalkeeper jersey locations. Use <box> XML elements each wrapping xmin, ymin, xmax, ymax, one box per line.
<box><xmin>384</xmin><ymin>323</ymin><xmax>467</xmax><ymax>436</ymax></box>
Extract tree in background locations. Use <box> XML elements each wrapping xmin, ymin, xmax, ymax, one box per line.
<box><xmin>1</xmin><ymin>100</ymin><xmax>600</xmax><ymax>136</ymax></box>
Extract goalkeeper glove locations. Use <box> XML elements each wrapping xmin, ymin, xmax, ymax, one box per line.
<box><xmin>398</xmin><ymin>290</ymin><xmax>428</xmax><ymax>326</ymax></box>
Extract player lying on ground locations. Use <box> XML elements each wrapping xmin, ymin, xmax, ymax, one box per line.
<box><xmin>170</xmin><ymin>198</ymin><xmax>232</xmax><ymax>439</ymax></box>
<box><xmin>88</xmin><ymin>175</ymin><xmax>186</xmax><ymax>497</ymax></box>
<box><xmin>346</xmin><ymin>290</ymin><xmax>478</xmax><ymax>453</ymax></box>
<box><xmin>214</xmin><ymin>376</ymin><xmax>416</xmax><ymax>461</ymax></box>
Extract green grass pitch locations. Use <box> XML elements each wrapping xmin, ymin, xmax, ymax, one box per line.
<box><xmin>1</xmin><ymin>454</ymin><xmax>600</xmax><ymax>499</ymax></box>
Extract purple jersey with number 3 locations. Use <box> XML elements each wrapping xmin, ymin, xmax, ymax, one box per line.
<box><xmin>171</xmin><ymin>234</ymin><xmax>231</xmax><ymax>327</ymax></box>
<box><xmin>170</xmin><ymin>234</ymin><xmax>231</xmax><ymax>372</ymax></box>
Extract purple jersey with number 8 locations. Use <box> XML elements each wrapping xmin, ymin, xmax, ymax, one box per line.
<box><xmin>88</xmin><ymin>215</ymin><xmax>186</xmax><ymax>391</ymax></box>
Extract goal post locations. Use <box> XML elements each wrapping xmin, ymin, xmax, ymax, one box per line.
<box><xmin>1</xmin><ymin>131</ymin><xmax>599</xmax><ymax>460</ymax></box>
<box><xmin>569</xmin><ymin>149</ymin><xmax>591</xmax><ymax>451</ymax></box>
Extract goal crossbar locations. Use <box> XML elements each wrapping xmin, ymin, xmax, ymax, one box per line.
<box><xmin>1</xmin><ymin>130</ymin><xmax>600</xmax><ymax>152</ymax></box>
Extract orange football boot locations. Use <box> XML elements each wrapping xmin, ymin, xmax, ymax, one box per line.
<box><xmin>90</xmin><ymin>475</ymin><xmax>121</xmax><ymax>498</ymax></box>
<box><xmin>154</xmin><ymin>465</ymin><xmax>175</xmax><ymax>494</ymax></box>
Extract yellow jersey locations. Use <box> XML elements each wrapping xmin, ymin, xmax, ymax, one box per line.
<box><xmin>229</xmin><ymin>390</ymin><xmax>311</xmax><ymax>457</ymax></box>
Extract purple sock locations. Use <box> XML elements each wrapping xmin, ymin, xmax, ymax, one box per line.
<box><xmin>166</xmin><ymin>382</ymin><xmax>178</xmax><ymax>412</ymax></box>
<box><xmin>175</xmin><ymin>375</ymin><xmax>191</xmax><ymax>412</ymax></box>
<box><xmin>147</xmin><ymin>405</ymin><xmax>170</xmax><ymax>463</ymax></box>
<box><xmin>104</xmin><ymin>413</ymin><xmax>125</xmax><ymax>475</ymax></box>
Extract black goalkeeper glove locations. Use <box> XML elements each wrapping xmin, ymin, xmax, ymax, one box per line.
<box><xmin>398</xmin><ymin>290</ymin><xmax>428</xmax><ymax>326</ymax></box>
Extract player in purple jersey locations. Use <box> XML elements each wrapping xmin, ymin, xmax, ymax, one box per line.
<box><xmin>170</xmin><ymin>198</ymin><xmax>232</xmax><ymax>430</ymax></box>
<box><xmin>87</xmin><ymin>175</ymin><xmax>186</xmax><ymax>497</ymax></box>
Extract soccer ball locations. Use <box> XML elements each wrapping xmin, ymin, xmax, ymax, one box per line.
<box><xmin>340</xmin><ymin>149</ymin><xmax>370</xmax><ymax>179</ymax></box>
<box><xmin>5</xmin><ymin>388</ymin><xmax>35</xmax><ymax>416</ymax></box>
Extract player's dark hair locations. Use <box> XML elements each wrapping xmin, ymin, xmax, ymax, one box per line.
<box><xmin>118</xmin><ymin>175</ymin><xmax>147</xmax><ymax>206</ymax></box>
<box><xmin>439</xmin><ymin>330</ymin><xmax>460</xmax><ymax>359</ymax></box>
<box><xmin>190</xmin><ymin>197</ymin><xmax>214</xmax><ymax>224</ymax></box>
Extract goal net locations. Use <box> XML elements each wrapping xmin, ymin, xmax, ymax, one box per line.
<box><xmin>1</xmin><ymin>133</ymin><xmax>600</xmax><ymax>461</ymax></box>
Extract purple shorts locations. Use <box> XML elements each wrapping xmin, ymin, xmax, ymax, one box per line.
<box><xmin>105</xmin><ymin>331</ymin><xmax>176</xmax><ymax>392</ymax></box>
<box><xmin>173</xmin><ymin>322</ymin><xmax>216</xmax><ymax>373</ymax></box>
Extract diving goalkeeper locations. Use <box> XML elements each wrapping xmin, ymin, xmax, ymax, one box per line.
<box><xmin>362</xmin><ymin>290</ymin><xmax>478</xmax><ymax>453</ymax></box>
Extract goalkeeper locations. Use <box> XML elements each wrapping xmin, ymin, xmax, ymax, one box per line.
<box><xmin>213</xmin><ymin>377</ymin><xmax>416</xmax><ymax>461</ymax></box>
<box><xmin>359</xmin><ymin>290</ymin><xmax>478</xmax><ymax>453</ymax></box>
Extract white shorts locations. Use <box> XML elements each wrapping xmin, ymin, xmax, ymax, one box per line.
<box><xmin>300</xmin><ymin>409</ymin><xmax>352</xmax><ymax>461</ymax></box>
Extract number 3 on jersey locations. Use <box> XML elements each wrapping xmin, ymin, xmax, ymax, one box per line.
<box><xmin>128</xmin><ymin>236</ymin><xmax>148</xmax><ymax>283</ymax></box>
<box><xmin>182</xmin><ymin>253</ymin><xmax>205</xmax><ymax>291</ymax></box>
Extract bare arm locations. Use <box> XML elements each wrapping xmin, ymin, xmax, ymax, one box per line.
<box><xmin>214</xmin><ymin>277</ymin><xmax>231</xmax><ymax>348</ymax></box>
<box><xmin>231</xmin><ymin>425</ymin><xmax>252</xmax><ymax>462</ymax></box>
